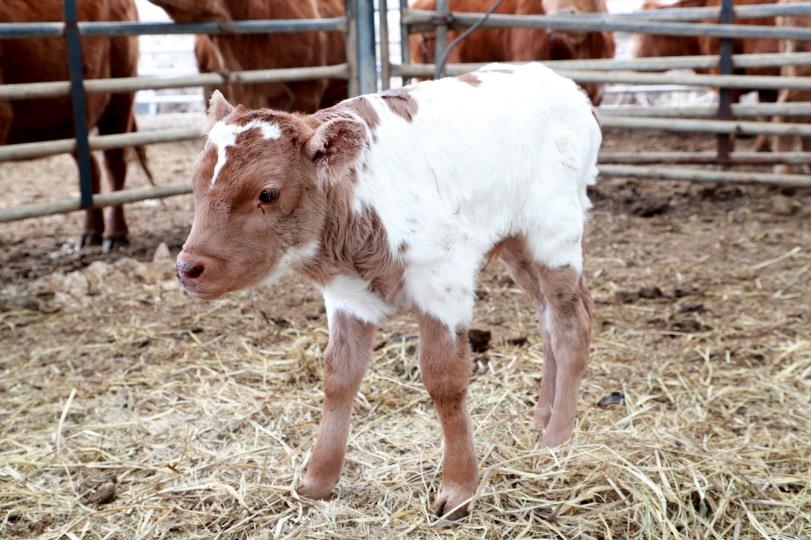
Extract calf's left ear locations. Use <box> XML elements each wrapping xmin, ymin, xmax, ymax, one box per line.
<box><xmin>304</xmin><ymin>118</ymin><xmax>366</xmax><ymax>172</ymax></box>
<box><xmin>204</xmin><ymin>90</ymin><xmax>235</xmax><ymax>131</ymax></box>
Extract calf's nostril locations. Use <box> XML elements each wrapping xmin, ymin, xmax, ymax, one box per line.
<box><xmin>176</xmin><ymin>261</ymin><xmax>205</xmax><ymax>279</ymax></box>
<box><xmin>186</xmin><ymin>264</ymin><xmax>204</xmax><ymax>279</ymax></box>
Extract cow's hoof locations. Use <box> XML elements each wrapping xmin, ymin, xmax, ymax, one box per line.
<box><xmin>432</xmin><ymin>486</ymin><xmax>473</xmax><ymax>522</ymax></box>
<box><xmin>76</xmin><ymin>232</ymin><xmax>103</xmax><ymax>251</ymax></box>
<box><xmin>102</xmin><ymin>235</ymin><xmax>130</xmax><ymax>253</ymax></box>
<box><xmin>295</xmin><ymin>477</ymin><xmax>334</xmax><ymax>501</ymax></box>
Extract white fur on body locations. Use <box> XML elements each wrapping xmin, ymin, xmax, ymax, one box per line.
<box><xmin>322</xmin><ymin>63</ymin><xmax>601</xmax><ymax>332</ymax></box>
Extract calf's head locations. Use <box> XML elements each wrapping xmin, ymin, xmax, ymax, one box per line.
<box><xmin>176</xmin><ymin>91</ymin><xmax>367</xmax><ymax>299</ymax></box>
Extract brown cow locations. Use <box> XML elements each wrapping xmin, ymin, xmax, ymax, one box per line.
<box><xmin>634</xmin><ymin>0</ymin><xmax>704</xmax><ymax>58</ymax></box>
<box><xmin>151</xmin><ymin>0</ymin><xmax>347</xmax><ymax>113</ymax></box>
<box><xmin>409</xmin><ymin>0</ymin><xmax>615</xmax><ymax>105</ymax></box>
<box><xmin>0</xmin><ymin>0</ymin><xmax>145</xmax><ymax>251</ymax></box>
<box><xmin>194</xmin><ymin>35</ymin><xmax>224</xmax><ymax>106</ymax></box>
<box><xmin>772</xmin><ymin>0</ymin><xmax>811</xmax><ymax>174</ymax></box>
<box><xmin>634</xmin><ymin>0</ymin><xmax>779</xmax><ymax>102</ymax></box>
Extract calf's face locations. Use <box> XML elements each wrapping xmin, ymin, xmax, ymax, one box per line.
<box><xmin>177</xmin><ymin>91</ymin><xmax>367</xmax><ymax>299</ymax></box>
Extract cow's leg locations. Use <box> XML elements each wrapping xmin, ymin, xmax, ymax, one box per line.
<box><xmin>297</xmin><ymin>312</ymin><xmax>376</xmax><ymax>500</ymax></box>
<box><xmin>0</xmin><ymin>102</ymin><xmax>11</xmax><ymax>145</ymax></box>
<box><xmin>497</xmin><ymin>237</ymin><xmax>557</xmax><ymax>430</ymax></box>
<box><xmin>417</xmin><ymin>312</ymin><xmax>477</xmax><ymax>520</ymax></box>
<box><xmin>76</xmin><ymin>153</ymin><xmax>104</xmax><ymax>249</ymax></box>
<box><xmin>536</xmin><ymin>265</ymin><xmax>592</xmax><ymax>448</ymax></box>
<box><xmin>100</xmin><ymin>146</ymin><xmax>128</xmax><ymax>252</ymax></box>
<box><xmin>98</xmin><ymin>93</ymin><xmax>134</xmax><ymax>252</ymax></box>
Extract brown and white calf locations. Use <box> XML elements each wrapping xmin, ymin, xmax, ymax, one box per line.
<box><xmin>176</xmin><ymin>63</ymin><xmax>600</xmax><ymax>519</ymax></box>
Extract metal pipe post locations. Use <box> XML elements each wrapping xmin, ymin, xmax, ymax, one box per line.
<box><xmin>400</xmin><ymin>0</ymin><xmax>411</xmax><ymax>85</ymax></box>
<box><xmin>434</xmin><ymin>0</ymin><xmax>449</xmax><ymax>79</ymax></box>
<box><xmin>346</xmin><ymin>0</ymin><xmax>358</xmax><ymax>96</ymax></box>
<box><xmin>717</xmin><ymin>0</ymin><xmax>735</xmax><ymax>161</ymax></box>
<box><xmin>380</xmin><ymin>0</ymin><xmax>392</xmax><ymax>90</ymax></box>
<box><xmin>63</xmin><ymin>0</ymin><xmax>94</xmax><ymax>209</ymax></box>
<box><xmin>353</xmin><ymin>0</ymin><xmax>377</xmax><ymax>94</ymax></box>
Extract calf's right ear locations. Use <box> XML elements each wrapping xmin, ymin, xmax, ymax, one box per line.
<box><xmin>205</xmin><ymin>90</ymin><xmax>235</xmax><ymax>131</ymax></box>
<box><xmin>304</xmin><ymin>118</ymin><xmax>366</xmax><ymax>173</ymax></box>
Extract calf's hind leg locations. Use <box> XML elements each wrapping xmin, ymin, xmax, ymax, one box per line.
<box><xmin>498</xmin><ymin>238</ymin><xmax>592</xmax><ymax>446</ymax></box>
<box><xmin>536</xmin><ymin>265</ymin><xmax>592</xmax><ymax>448</ymax></box>
<box><xmin>497</xmin><ymin>238</ymin><xmax>557</xmax><ymax>431</ymax></box>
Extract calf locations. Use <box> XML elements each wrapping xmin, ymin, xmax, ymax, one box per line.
<box><xmin>176</xmin><ymin>63</ymin><xmax>599</xmax><ymax>519</ymax></box>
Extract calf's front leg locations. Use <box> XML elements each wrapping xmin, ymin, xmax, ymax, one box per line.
<box><xmin>297</xmin><ymin>312</ymin><xmax>376</xmax><ymax>499</ymax></box>
<box><xmin>418</xmin><ymin>312</ymin><xmax>478</xmax><ymax>520</ymax></box>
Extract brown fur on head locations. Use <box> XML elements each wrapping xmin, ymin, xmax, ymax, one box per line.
<box><xmin>178</xmin><ymin>94</ymin><xmax>368</xmax><ymax>299</ymax></box>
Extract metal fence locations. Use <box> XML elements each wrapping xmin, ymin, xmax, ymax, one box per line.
<box><xmin>0</xmin><ymin>0</ymin><xmax>377</xmax><ymax>223</ymax></box>
<box><xmin>2</xmin><ymin>0</ymin><xmax>811</xmax><ymax>225</ymax></box>
<box><xmin>392</xmin><ymin>0</ymin><xmax>811</xmax><ymax>187</ymax></box>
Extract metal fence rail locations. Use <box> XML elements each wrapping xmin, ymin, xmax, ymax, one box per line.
<box><xmin>0</xmin><ymin>18</ymin><xmax>347</xmax><ymax>39</ymax></box>
<box><xmin>391</xmin><ymin>51</ymin><xmax>811</xmax><ymax>74</ymax></box>
<box><xmin>404</xmin><ymin>7</ymin><xmax>811</xmax><ymax>40</ymax></box>
<box><xmin>0</xmin><ymin>64</ymin><xmax>350</xmax><ymax>101</ymax></box>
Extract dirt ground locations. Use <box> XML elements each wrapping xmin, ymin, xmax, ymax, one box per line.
<box><xmin>1</xmin><ymin>127</ymin><xmax>809</xmax><ymax>538</ymax></box>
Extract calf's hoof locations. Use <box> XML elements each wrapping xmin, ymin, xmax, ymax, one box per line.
<box><xmin>540</xmin><ymin>425</ymin><xmax>574</xmax><ymax>449</ymax></box>
<box><xmin>530</xmin><ymin>406</ymin><xmax>552</xmax><ymax>431</ymax></box>
<box><xmin>432</xmin><ymin>485</ymin><xmax>474</xmax><ymax>522</ymax></box>
<box><xmin>295</xmin><ymin>476</ymin><xmax>335</xmax><ymax>501</ymax></box>
<box><xmin>76</xmin><ymin>232</ymin><xmax>103</xmax><ymax>251</ymax></box>
<box><xmin>102</xmin><ymin>235</ymin><xmax>130</xmax><ymax>253</ymax></box>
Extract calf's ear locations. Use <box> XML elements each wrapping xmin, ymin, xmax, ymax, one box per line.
<box><xmin>304</xmin><ymin>118</ymin><xmax>366</xmax><ymax>172</ymax></box>
<box><xmin>205</xmin><ymin>90</ymin><xmax>235</xmax><ymax>131</ymax></box>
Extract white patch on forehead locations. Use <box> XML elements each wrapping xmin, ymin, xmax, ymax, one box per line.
<box><xmin>207</xmin><ymin>119</ymin><xmax>282</xmax><ymax>186</ymax></box>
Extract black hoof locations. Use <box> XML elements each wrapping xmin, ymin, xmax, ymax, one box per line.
<box><xmin>102</xmin><ymin>236</ymin><xmax>130</xmax><ymax>253</ymax></box>
<box><xmin>76</xmin><ymin>232</ymin><xmax>103</xmax><ymax>251</ymax></box>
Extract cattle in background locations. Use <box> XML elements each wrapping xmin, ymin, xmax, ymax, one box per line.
<box><xmin>772</xmin><ymin>0</ymin><xmax>811</xmax><ymax>174</ymax></box>
<box><xmin>634</xmin><ymin>0</ymin><xmax>780</xmax><ymax>103</ymax></box>
<box><xmin>633</xmin><ymin>0</ymin><xmax>704</xmax><ymax>58</ymax></box>
<box><xmin>176</xmin><ymin>63</ymin><xmax>600</xmax><ymax>519</ymax></box>
<box><xmin>409</xmin><ymin>0</ymin><xmax>615</xmax><ymax>105</ymax></box>
<box><xmin>700</xmin><ymin>0</ymin><xmax>780</xmax><ymax>103</ymax></box>
<box><xmin>150</xmin><ymin>0</ymin><xmax>347</xmax><ymax>113</ymax></box>
<box><xmin>0</xmin><ymin>0</ymin><xmax>147</xmax><ymax>251</ymax></box>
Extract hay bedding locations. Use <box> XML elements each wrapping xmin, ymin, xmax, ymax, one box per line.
<box><xmin>1</xmin><ymin>131</ymin><xmax>810</xmax><ymax>538</ymax></box>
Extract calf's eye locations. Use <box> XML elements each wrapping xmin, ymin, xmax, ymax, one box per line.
<box><xmin>259</xmin><ymin>188</ymin><xmax>280</xmax><ymax>204</ymax></box>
